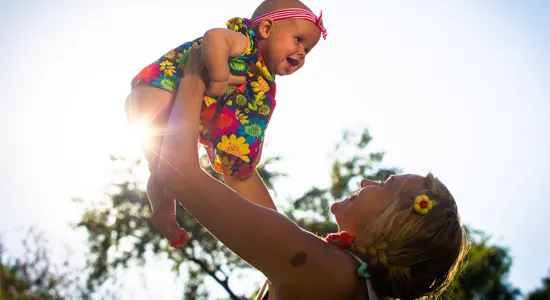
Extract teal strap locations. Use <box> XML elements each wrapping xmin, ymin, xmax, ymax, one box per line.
<box><xmin>357</xmin><ymin>262</ymin><xmax>372</xmax><ymax>278</ymax></box>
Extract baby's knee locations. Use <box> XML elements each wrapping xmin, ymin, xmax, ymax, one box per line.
<box><xmin>126</xmin><ymin>86</ymin><xmax>173</xmax><ymax>125</ymax></box>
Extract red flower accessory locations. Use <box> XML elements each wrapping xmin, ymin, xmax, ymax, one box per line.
<box><xmin>325</xmin><ymin>231</ymin><xmax>356</xmax><ymax>249</ymax></box>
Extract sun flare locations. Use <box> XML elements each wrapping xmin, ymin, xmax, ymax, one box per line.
<box><xmin>130</xmin><ymin>119</ymin><xmax>154</xmax><ymax>144</ymax></box>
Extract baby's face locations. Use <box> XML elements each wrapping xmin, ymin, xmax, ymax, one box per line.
<box><xmin>259</xmin><ymin>19</ymin><xmax>321</xmax><ymax>76</ymax></box>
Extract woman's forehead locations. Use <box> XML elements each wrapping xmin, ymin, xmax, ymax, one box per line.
<box><xmin>388</xmin><ymin>174</ymin><xmax>425</xmax><ymax>193</ymax></box>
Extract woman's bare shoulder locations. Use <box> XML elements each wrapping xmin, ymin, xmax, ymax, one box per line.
<box><xmin>271</xmin><ymin>236</ymin><xmax>360</xmax><ymax>299</ymax></box>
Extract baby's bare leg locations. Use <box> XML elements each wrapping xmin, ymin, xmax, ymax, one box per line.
<box><xmin>125</xmin><ymin>86</ymin><xmax>188</xmax><ymax>247</ymax></box>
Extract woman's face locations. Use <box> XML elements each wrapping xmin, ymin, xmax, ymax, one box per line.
<box><xmin>330</xmin><ymin>174</ymin><xmax>425</xmax><ymax>235</ymax></box>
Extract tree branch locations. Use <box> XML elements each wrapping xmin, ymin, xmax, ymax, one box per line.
<box><xmin>185</xmin><ymin>254</ymin><xmax>245</xmax><ymax>300</ymax></box>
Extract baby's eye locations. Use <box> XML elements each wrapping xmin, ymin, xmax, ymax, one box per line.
<box><xmin>294</xmin><ymin>37</ymin><xmax>302</xmax><ymax>43</ymax></box>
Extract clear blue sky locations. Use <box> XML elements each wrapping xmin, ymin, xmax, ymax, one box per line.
<box><xmin>1</xmin><ymin>0</ymin><xmax>549</xmax><ymax>298</ymax></box>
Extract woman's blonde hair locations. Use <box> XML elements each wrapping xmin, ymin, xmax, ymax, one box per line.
<box><xmin>351</xmin><ymin>173</ymin><xmax>468</xmax><ymax>299</ymax></box>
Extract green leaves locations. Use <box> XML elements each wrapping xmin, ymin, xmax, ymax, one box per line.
<box><xmin>527</xmin><ymin>270</ymin><xmax>550</xmax><ymax>300</ymax></box>
<box><xmin>446</xmin><ymin>228</ymin><xmax>522</xmax><ymax>299</ymax></box>
<box><xmin>69</xmin><ymin>129</ymin><xmax>542</xmax><ymax>299</ymax></box>
<box><xmin>76</xmin><ymin>153</ymin><xmax>283</xmax><ymax>299</ymax></box>
<box><xmin>288</xmin><ymin>129</ymin><xmax>399</xmax><ymax>235</ymax></box>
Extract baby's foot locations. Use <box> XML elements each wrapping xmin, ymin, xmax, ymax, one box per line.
<box><xmin>150</xmin><ymin>210</ymin><xmax>189</xmax><ymax>248</ymax></box>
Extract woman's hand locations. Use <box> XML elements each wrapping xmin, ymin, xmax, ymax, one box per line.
<box><xmin>157</xmin><ymin>47</ymin><xmax>339</xmax><ymax>293</ymax></box>
<box><xmin>157</xmin><ymin>47</ymin><xmax>207</xmax><ymax>185</ymax></box>
<box><xmin>183</xmin><ymin>46</ymin><xmax>246</xmax><ymax>87</ymax></box>
<box><xmin>182</xmin><ymin>46</ymin><xmax>209</xmax><ymax>82</ymax></box>
<box><xmin>228</xmin><ymin>74</ymin><xmax>246</xmax><ymax>86</ymax></box>
<box><xmin>158</xmin><ymin>46</ymin><xmax>245</xmax><ymax>189</ymax></box>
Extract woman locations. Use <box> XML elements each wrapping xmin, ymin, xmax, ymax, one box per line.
<box><xmin>155</xmin><ymin>47</ymin><xmax>468</xmax><ymax>299</ymax></box>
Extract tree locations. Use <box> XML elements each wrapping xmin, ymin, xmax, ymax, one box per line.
<box><xmin>0</xmin><ymin>239</ymin><xmax>42</xmax><ymax>300</ymax></box>
<box><xmin>446</xmin><ymin>228</ymin><xmax>522</xmax><ymax>299</ymax></box>
<box><xmin>75</xmin><ymin>154</ymin><xmax>284</xmax><ymax>300</ymax></box>
<box><xmin>286</xmin><ymin>129</ymin><xmax>400</xmax><ymax>239</ymax></box>
<box><xmin>289</xmin><ymin>130</ymin><xmax>526</xmax><ymax>300</ymax></box>
<box><xmin>0</xmin><ymin>228</ymin><xmax>94</xmax><ymax>300</ymax></box>
<box><xmin>75</xmin><ymin>128</ymin><xmax>531</xmax><ymax>299</ymax></box>
<box><xmin>527</xmin><ymin>270</ymin><xmax>550</xmax><ymax>300</ymax></box>
<box><xmin>75</xmin><ymin>129</ymin><xmax>397</xmax><ymax>299</ymax></box>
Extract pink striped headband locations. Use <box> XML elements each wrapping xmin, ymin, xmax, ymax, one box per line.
<box><xmin>249</xmin><ymin>8</ymin><xmax>327</xmax><ymax>40</ymax></box>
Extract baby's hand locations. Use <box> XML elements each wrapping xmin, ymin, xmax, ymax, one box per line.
<box><xmin>206</xmin><ymin>80</ymin><xmax>229</xmax><ymax>97</ymax></box>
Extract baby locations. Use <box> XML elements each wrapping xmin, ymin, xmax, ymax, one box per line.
<box><xmin>125</xmin><ymin>0</ymin><xmax>326</xmax><ymax>247</ymax></box>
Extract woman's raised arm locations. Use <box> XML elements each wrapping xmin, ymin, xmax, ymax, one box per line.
<box><xmin>156</xmin><ymin>48</ymin><xmax>339</xmax><ymax>288</ymax></box>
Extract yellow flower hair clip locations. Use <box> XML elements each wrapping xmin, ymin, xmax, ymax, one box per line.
<box><xmin>414</xmin><ymin>194</ymin><xmax>437</xmax><ymax>215</ymax></box>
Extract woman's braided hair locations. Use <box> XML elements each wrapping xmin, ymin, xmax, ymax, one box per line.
<box><xmin>329</xmin><ymin>173</ymin><xmax>468</xmax><ymax>299</ymax></box>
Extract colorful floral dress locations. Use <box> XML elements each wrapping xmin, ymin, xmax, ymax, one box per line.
<box><xmin>131</xmin><ymin>18</ymin><xmax>276</xmax><ymax>178</ymax></box>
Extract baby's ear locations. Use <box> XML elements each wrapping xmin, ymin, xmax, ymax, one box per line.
<box><xmin>257</xmin><ymin>18</ymin><xmax>275</xmax><ymax>39</ymax></box>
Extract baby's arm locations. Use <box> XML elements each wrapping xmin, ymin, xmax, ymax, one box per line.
<box><xmin>201</xmin><ymin>28</ymin><xmax>249</xmax><ymax>97</ymax></box>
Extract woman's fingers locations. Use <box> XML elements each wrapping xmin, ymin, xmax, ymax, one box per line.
<box><xmin>182</xmin><ymin>47</ymin><xmax>208</xmax><ymax>80</ymax></box>
<box><xmin>228</xmin><ymin>75</ymin><xmax>246</xmax><ymax>86</ymax></box>
<box><xmin>184</xmin><ymin>46</ymin><xmax>245</xmax><ymax>87</ymax></box>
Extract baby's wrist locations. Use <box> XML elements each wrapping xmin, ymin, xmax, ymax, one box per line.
<box><xmin>206</xmin><ymin>61</ymin><xmax>230</xmax><ymax>81</ymax></box>
<box><xmin>209</xmin><ymin>71</ymin><xmax>230</xmax><ymax>83</ymax></box>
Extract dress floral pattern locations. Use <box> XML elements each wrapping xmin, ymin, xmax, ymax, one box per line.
<box><xmin>132</xmin><ymin>18</ymin><xmax>276</xmax><ymax>177</ymax></box>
